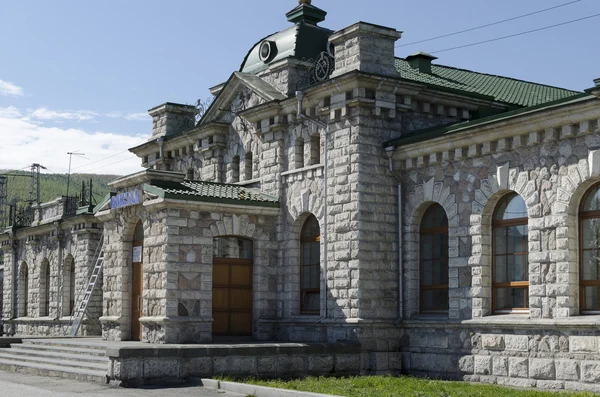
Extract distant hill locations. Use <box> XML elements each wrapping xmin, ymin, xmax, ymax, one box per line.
<box><xmin>0</xmin><ymin>171</ymin><xmax>120</xmax><ymax>207</ymax></box>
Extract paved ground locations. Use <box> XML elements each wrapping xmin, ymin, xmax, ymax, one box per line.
<box><xmin>0</xmin><ymin>371</ymin><xmax>245</xmax><ymax>397</ymax></box>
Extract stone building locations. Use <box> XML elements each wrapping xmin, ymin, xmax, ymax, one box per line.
<box><xmin>3</xmin><ymin>0</ymin><xmax>600</xmax><ymax>390</ymax></box>
<box><xmin>1</xmin><ymin>197</ymin><xmax>103</xmax><ymax>336</ymax></box>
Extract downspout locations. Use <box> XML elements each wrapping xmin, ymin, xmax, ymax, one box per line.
<box><xmin>385</xmin><ymin>147</ymin><xmax>403</xmax><ymax>322</ymax></box>
<box><xmin>296</xmin><ymin>90</ymin><xmax>328</xmax><ymax>320</ymax></box>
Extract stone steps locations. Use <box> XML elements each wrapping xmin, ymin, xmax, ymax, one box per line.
<box><xmin>0</xmin><ymin>338</ymin><xmax>108</xmax><ymax>383</ymax></box>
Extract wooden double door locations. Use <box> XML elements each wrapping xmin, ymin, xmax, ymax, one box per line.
<box><xmin>212</xmin><ymin>258</ymin><xmax>253</xmax><ymax>336</ymax></box>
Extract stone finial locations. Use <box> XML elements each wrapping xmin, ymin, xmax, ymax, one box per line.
<box><xmin>299</xmin><ymin>0</ymin><xmax>312</xmax><ymax>4</ymax></box>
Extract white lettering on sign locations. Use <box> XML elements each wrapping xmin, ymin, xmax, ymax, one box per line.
<box><xmin>111</xmin><ymin>190</ymin><xmax>141</xmax><ymax>210</ymax></box>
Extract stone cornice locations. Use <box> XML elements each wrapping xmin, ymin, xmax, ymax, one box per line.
<box><xmin>142</xmin><ymin>197</ymin><xmax>280</xmax><ymax>216</ymax></box>
<box><xmin>392</xmin><ymin>98</ymin><xmax>600</xmax><ymax>168</ymax></box>
<box><xmin>108</xmin><ymin>169</ymin><xmax>185</xmax><ymax>189</ymax></box>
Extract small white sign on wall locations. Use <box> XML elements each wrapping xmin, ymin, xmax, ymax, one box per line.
<box><xmin>133</xmin><ymin>246</ymin><xmax>142</xmax><ymax>263</ymax></box>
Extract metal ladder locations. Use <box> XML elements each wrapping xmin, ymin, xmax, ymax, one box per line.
<box><xmin>69</xmin><ymin>233</ymin><xmax>104</xmax><ymax>337</ymax></box>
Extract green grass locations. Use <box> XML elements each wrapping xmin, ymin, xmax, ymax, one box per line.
<box><xmin>234</xmin><ymin>376</ymin><xmax>596</xmax><ymax>397</ymax></box>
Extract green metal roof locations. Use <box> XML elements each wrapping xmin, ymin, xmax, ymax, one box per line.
<box><xmin>240</xmin><ymin>22</ymin><xmax>332</xmax><ymax>75</ymax></box>
<box><xmin>384</xmin><ymin>93</ymin><xmax>594</xmax><ymax>148</ymax></box>
<box><xmin>395</xmin><ymin>58</ymin><xmax>581</xmax><ymax>107</ymax></box>
<box><xmin>144</xmin><ymin>180</ymin><xmax>279</xmax><ymax>208</ymax></box>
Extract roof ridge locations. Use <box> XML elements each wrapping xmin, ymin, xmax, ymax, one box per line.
<box><xmin>395</xmin><ymin>57</ymin><xmax>581</xmax><ymax>93</ymax></box>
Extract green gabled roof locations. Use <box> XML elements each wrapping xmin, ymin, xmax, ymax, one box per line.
<box><xmin>144</xmin><ymin>180</ymin><xmax>279</xmax><ymax>208</ymax></box>
<box><xmin>395</xmin><ymin>58</ymin><xmax>581</xmax><ymax>107</ymax></box>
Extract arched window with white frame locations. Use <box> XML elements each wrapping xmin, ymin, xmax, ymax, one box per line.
<box><xmin>492</xmin><ymin>193</ymin><xmax>529</xmax><ymax>313</ymax></box>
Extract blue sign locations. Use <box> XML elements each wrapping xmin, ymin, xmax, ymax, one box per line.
<box><xmin>111</xmin><ymin>190</ymin><xmax>141</xmax><ymax>210</ymax></box>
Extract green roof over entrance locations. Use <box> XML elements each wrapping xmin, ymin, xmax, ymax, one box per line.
<box><xmin>144</xmin><ymin>180</ymin><xmax>279</xmax><ymax>208</ymax></box>
<box><xmin>395</xmin><ymin>58</ymin><xmax>581</xmax><ymax>107</ymax></box>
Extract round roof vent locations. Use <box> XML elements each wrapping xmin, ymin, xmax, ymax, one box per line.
<box><xmin>259</xmin><ymin>41</ymin><xmax>277</xmax><ymax>63</ymax></box>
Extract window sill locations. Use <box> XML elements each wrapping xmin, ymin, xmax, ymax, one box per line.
<box><xmin>281</xmin><ymin>164</ymin><xmax>324</xmax><ymax>177</ymax></box>
<box><xmin>464</xmin><ymin>314</ymin><xmax>600</xmax><ymax>328</ymax></box>
<box><xmin>234</xmin><ymin>178</ymin><xmax>261</xmax><ymax>186</ymax></box>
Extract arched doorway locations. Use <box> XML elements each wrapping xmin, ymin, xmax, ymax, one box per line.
<box><xmin>212</xmin><ymin>237</ymin><xmax>253</xmax><ymax>337</ymax></box>
<box><xmin>131</xmin><ymin>221</ymin><xmax>144</xmax><ymax>341</ymax></box>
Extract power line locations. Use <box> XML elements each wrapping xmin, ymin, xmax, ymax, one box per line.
<box><xmin>76</xmin><ymin>156</ymin><xmax>137</xmax><ymax>174</ymax></box>
<box><xmin>69</xmin><ymin>150</ymin><xmax>130</xmax><ymax>172</ymax></box>
<box><xmin>397</xmin><ymin>0</ymin><xmax>583</xmax><ymax>48</ymax></box>
<box><xmin>430</xmin><ymin>12</ymin><xmax>600</xmax><ymax>54</ymax></box>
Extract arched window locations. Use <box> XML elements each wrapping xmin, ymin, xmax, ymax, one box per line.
<box><xmin>245</xmin><ymin>152</ymin><xmax>253</xmax><ymax>181</ymax></box>
<box><xmin>301</xmin><ymin>215</ymin><xmax>321</xmax><ymax>314</ymax></box>
<box><xmin>420</xmin><ymin>204</ymin><xmax>449</xmax><ymax>313</ymax></box>
<box><xmin>310</xmin><ymin>134</ymin><xmax>321</xmax><ymax>165</ymax></box>
<box><xmin>19</xmin><ymin>262</ymin><xmax>28</xmax><ymax>317</ymax></box>
<box><xmin>295</xmin><ymin>138</ymin><xmax>305</xmax><ymax>169</ymax></box>
<box><xmin>41</xmin><ymin>259</ymin><xmax>50</xmax><ymax>317</ymax></box>
<box><xmin>492</xmin><ymin>193</ymin><xmax>529</xmax><ymax>313</ymax></box>
<box><xmin>63</xmin><ymin>255</ymin><xmax>75</xmax><ymax>316</ymax></box>
<box><xmin>579</xmin><ymin>184</ymin><xmax>600</xmax><ymax>312</ymax></box>
<box><xmin>186</xmin><ymin>167</ymin><xmax>194</xmax><ymax>180</ymax></box>
<box><xmin>231</xmin><ymin>156</ymin><xmax>240</xmax><ymax>183</ymax></box>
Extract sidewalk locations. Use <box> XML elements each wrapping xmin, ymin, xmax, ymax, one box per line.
<box><xmin>0</xmin><ymin>370</ymin><xmax>244</xmax><ymax>397</ymax></box>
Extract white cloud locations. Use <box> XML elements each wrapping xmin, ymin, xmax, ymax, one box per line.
<box><xmin>27</xmin><ymin>108</ymin><xmax>150</xmax><ymax>122</ymax></box>
<box><xmin>0</xmin><ymin>106</ymin><xmax>22</xmax><ymax>118</ymax></box>
<box><xmin>125</xmin><ymin>112</ymin><xmax>150</xmax><ymax>121</ymax></box>
<box><xmin>0</xmin><ymin>80</ymin><xmax>24</xmax><ymax>97</ymax></box>
<box><xmin>30</xmin><ymin>107</ymin><xmax>99</xmax><ymax>122</ymax></box>
<box><xmin>0</xmin><ymin>112</ymin><xmax>146</xmax><ymax>175</ymax></box>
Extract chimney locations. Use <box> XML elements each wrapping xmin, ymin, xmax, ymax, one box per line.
<box><xmin>329</xmin><ymin>22</ymin><xmax>402</xmax><ymax>78</ymax></box>
<box><xmin>148</xmin><ymin>102</ymin><xmax>196</xmax><ymax>141</ymax></box>
<box><xmin>405</xmin><ymin>52</ymin><xmax>437</xmax><ymax>74</ymax></box>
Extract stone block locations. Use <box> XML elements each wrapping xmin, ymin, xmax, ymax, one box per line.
<box><xmin>144</xmin><ymin>357</ymin><xmax>179</xmax><ymax>378</ymax></box>
<box><xmin>308</xmin><ymin>355</ymin><xmax>334</xmax><ymax>373</ymax></box>
<box><xmin>504</xmin><ymin>335</ymin><xmax>528</xmax><ymax>352</ymax></box>
<box><xmin>474</xmin><ymin>356</ymin><xmax>492</xmax><ymax>375</ymax></box>
<box><xmin>493</xmin><ymin>356</ymin><xmax>508</xmax><ymax>376</ymax></box>
<box><xmin>555</xmin><ymin>359</ymin><xmax>580</xmax><ymax>381</ymax></box>
<box><xmin>257</xmin><ymin>356</ymin><xmax>278</xmax><ymax>374</ymax></box>
<box><xmin>581</xmin><ymin>361</ymin><xmax>600</xmax><ymax>383</ymax></box>
<box><xmin>482</xmin><ymin>334</ymin><xmax>505</xmax><ymax>351</ymax></box>
<box><xmin>335</xmin><ymin>354</ymin><xmax>361</xmax><ymax>372</ymax></box>
<box><xmin>186</xmin><ymin>357</ymin><xmax>212</xmax><ymax>377</ymax></box>
<box><xmin>509</xmin><ymin>357</ymin><xmax>528</xmax><ymax>378</ymax></box>
<box><xmin>570</xmin><ymin>336</ymin><xmax>598</xmax><ymax>353</ymax></box>
<box><xmin>411</xmin><ymin>353</ymin><xmax>456</xmax><ymax>373</ymax></box>
<box><xmin>529</xmin><ymin>358</ymin><xmax>555</xmax><ymax>380</ymax></box>
<box><xmin>458</xmin><ymin>355</ymin><xmax>474</xmax><ymax>374</ymax></box>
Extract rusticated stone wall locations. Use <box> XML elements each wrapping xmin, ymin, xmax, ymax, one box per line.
<box><xmin>0</xmin><ymin>216</ymin><xmax>102</xmax><ymax>337</ymax></box>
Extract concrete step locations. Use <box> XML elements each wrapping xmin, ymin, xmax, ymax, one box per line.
<box><xmin>22</xmin><ymin>338</ymin><xmax>107</xmax><ymax>351</ymax></box>
<box><xmin>16</xmin><ymin>342</ymin><xmax>106</xmax><ymax>357</ymax></box>
<box><xmin>8</xmin><ymin>345</ymin><xmax>108</xmax><ymax>363</ymax></box>
<box><xmin>0</xmin><ymin>350</ymin><xmax>108</xmax><ymax>371</ymax></box>
<box><xmin>0</xmin><ymin>357</ymin><xmax>107</xmax><ymax>384</ymax></box>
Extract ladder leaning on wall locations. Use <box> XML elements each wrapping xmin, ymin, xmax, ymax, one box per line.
<box><xmin>68</xmin><ymin>232</ymin><xmax>104</xmax><ymax>337</ymax></box>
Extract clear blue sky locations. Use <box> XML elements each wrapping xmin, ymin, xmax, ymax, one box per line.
<box><xmin>0</xmin><ymin>0</ymin><xmax>598</xmax><ymax>175</ymax></box>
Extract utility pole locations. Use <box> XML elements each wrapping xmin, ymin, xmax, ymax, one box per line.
<box><xmin>29</xmin><ymin>163</ymin><xmax>46</xmax><ymax>205</ymax></box>
<box><xmin>66</xmin><ymin>151</ymin><xmax>85</xmax><ymax>198</ymax></box>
